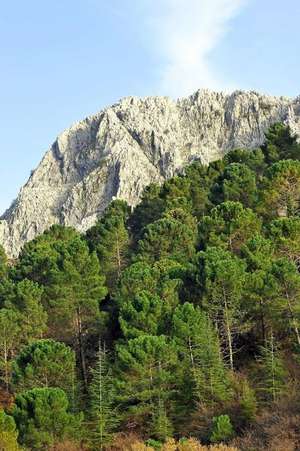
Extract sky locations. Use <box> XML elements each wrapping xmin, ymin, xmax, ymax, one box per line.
<box><xmin>0</xmin><ymin>0</ymin><xmax>299</xmax><ymax>213</ymax></box>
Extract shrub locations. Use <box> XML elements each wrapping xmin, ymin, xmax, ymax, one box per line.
<box><xmin>210</xmin><ymin>415</ymin><xmax>235</xmax><ymax>444</ymax></box>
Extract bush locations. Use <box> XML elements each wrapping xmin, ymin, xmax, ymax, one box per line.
<box><xmin>210</xmin><ymin>415</ymin><xmax>235</xmax><ymax>444</ymax></box>
<box><xmin>0</xmin><ymin>409</ymin><xmax>20</xmax><ymax>451</ymax></box>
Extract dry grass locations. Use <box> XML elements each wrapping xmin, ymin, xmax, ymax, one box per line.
<box><xmin>108</xmin><ymin>436</ymin><xmax>239</xmax><ymax>451</ymax></box>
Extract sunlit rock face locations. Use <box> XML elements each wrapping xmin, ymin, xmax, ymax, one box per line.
<box><xmin>1</xmin><ymin>89</ymin><xmax>300</xmax><ymax>257</ymax></box>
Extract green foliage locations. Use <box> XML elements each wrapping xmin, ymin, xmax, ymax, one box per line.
<box><xmin>239</xmin><ymin>379</ymin><xmax>257</xmax><ymax>422</ymax></box>
<box><xmin>19</xmin><ymin>231</ymin><xmax>108</xmax><ymax>386</ymax></box>
<box><xmin>137</xmin><ymin>209</ymin><xmax>197</xmax><ymax>265</ymax></box>
<box><xmin>261</xmin><ymin>159</ymin><xmax>300</xmax><ymax>218</ymax></box>
<box><xmin>210</xmin><ymin>415</ymin><xmax>235</xmax><ymax>443</ymax></box>
<box><xmin>267</xmin><ymin>217</ymin><xmax>300</xmax><ymax>264</ymax></box>
<box><xmin>86</xmin><ymin>200</ymin><xmax>131</xmax><ymax>291</ymax></box>
<box><xmin>241</xmin><ymin>235</ymin><xmax>277</xmax><ymax>342</ymax></box>
<box><xmin>172</xmin><ymin>303</ymin><xmax>231</xmax><ymax>405</ymax></box>
<box><xmin>117</xmin><ymin>260</ymin><xmax>182</xmax><ymax>315</ymax></box>
<box><xmin>119</xmin><ymin>291</ymin><xmax>163</xmax><ymax>339</ymax></box>
<box><xmin>258</xmin><ymin>333</ymin><xmax>287</xmax><ymax>403</ymax></box>
<box><xmin>0</xmin><ymin>245</ymin><xmax>8</xmax><ymax>280</ymax></box>
<box><xmin>3</xmin><ymin>123</ymin><xmax>300</xmax><ymax>445</ymax></box>
<box><xmin>199</xmin><ymin>201</ymin><xmax>261</xmax><ymax>254</ymax></box>
<box><xmin>0</xmin><ymin>409</ymin><xmax>20</xmax><ymax>451</ymax></box>
<box><xmin>0</xmin><ymin>308</ymin><xmax>20</xmax><ymax>390</ymax></box>
<box><xmin>212</xmin><ymin>163</ymin><xmax>258</xmax><ymax>208</ymax></box>
<box><xmin>262</xmin><ymin>123</ymin><xmax>300</xmax><ymax>163</ymax></box>
<box><xmin>7</xmin><ymin>279</ymin><xmax>47</xmax><ymax>345</ymax></box>
<box><xmin>198</xmin><ymin>247</ymin><xmax>246</xmax><ymax>369</ymax></box>
<box><xmin>270</xmin><ymin>258</ymin><xmax>300</xmax><ymax>345</ymax></box>
<box><xmin>224</xmin><ymin>147</ymin><xmax>266</xmax><ymax>173</ymax></box>
<box><xmin>12</xmin><ymin>339</ymin><xmax>76</xmax><ymax>397</ymax></box>
<box><xmin>115</xmin><ymin>335</ymin><xmax>177</xmax><ymax>436</ymax></box>
<box><xmin>12</xmin><ymin>387</ymin><xmax>82</xmax><ymax>450</ymax></box>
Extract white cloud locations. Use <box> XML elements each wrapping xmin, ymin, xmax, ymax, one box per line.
<box><xmin>147</xmin><ymin>0</ymin><xmax>247</xmax><ymax>97</ymax></box>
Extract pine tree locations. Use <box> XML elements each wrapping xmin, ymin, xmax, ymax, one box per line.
<box><xmin>8</xmin><ymin>279</ymin><xmax>48</xmax><ymax>345</ymax></box>
<box><xmin>12</xmin><ymin>339</ymin><xmax>77</xmax><ymax>397</ymax></box>
<box><xmin>212</xmin><ymin>163</ymin><xmax>258</xmax><ymax>208</ymax></box>
<box><xmin>172</xmin><ymin>303</ymin><xmax>231</xmax><ymax>406</ymax></box>
<box><xmin>199</xmin><ymin>201</ymin><xmax>261</xmax><ymax>255</ymax></box>
<box><xmin>242</xmin><ymin>235</ymin><xmax>277</xmax><ymax>342</ymax></box>
<box><xmin>210</xmin><ymin>415</ymin><xmax>235</xmax><ymax>443</ymax></box>
<box><xmin>88</xmin><ymin>342</ymin><xmax>119</xmax><ymax>450</ymax></box>
<box><xmin>86</xmin><ymin>200</ymin><xmax>131</xmax><ymax>292</ymax></box>
<box><xmin>199</xmin><ymin>247</ymin><xmax>246</xmax><ymax>370</ymax></box>
<box><xmin>262</xmin><ymin>123</ymin><xmax>300</xmax><ymax>163</ymax></box>
<box><xmin>258</xmin><ymin>333</ymin><xmax>287</xmax><ymax>403</ymax></box>
<box><xmin>0</xmin><ymin>308</ymin><xmax>20</xmax><ymax>391</ymax></box>
<box><xmin>115</xmin><ymin>335</ymin><xmax>177</xmax><ymax>437</ymax></box>
<box><xmin>48</xmin><ymin>237</ymin><xmax>107</xmax><ymax>388</ymax></box>
<box><xmin>0</xmin><ymin>409</ymin><xmax>20</xmax><ymax>451</ymax></box>
<box><xmin>137</xmin><ymin>209</ymin><xmax>197</xmax><ymax>265</ymax></box>
<box><xmin>119</xmin><ymin>290</ymin><xmax>163</xmax><ymax>339</ymax></box>
<box><xmin>271</xmin><ymin>258</ymin><xmax>300</xmax><ymax>346</ymax></box>
<box><xmin>268</xmin><ymin>217</ymin><xmax>300</xmax><ymax>266</ymax></box>
<box><xmin>261</xmin><ymin>160</ymin><xmax>300</xmax><ymax>218</ymax></box>
<box><xmin>13</xmin><ymin>388</ymin><xmax>83</xmax><ymax>450</ymax></box>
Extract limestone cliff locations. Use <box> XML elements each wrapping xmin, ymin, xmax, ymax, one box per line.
<box><xmin>1</xmin><ymin>89</ymin><xmax>300</xmax><ymax>257</ymax></box>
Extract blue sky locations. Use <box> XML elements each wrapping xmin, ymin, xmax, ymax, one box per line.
<box><xmin>0</xmin><ymin>0</ymin><xmax>299</xmax><ymax>213</ymax></box>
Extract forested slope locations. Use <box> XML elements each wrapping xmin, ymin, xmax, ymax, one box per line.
<box><xmin>1</xmin><ymin>124</ymin><xmax>300</xmax><ymax>450</ymax></box>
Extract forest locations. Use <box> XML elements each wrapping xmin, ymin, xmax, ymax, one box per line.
<box><xmin>1</xmin><ymin>123</ymin><xmax>300</xmax><ymax>450</ymax></box>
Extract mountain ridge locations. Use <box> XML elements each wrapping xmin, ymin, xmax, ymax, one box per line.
<box><xmin>1</xmin><ymin>89</ymin><xmax>300</xmax><ymax>257</ymax></box>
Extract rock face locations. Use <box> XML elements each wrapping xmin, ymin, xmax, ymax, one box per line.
<box><xmin>1</xmin><ymin>89</ymin><xmax>300</xmax><ymax>257</ymax></box>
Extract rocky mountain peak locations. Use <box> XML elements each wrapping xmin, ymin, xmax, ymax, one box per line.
<box><xmin>1</xmin><ymin>89</ymin><xmax>299</xmax><ymax>257</ymax></box>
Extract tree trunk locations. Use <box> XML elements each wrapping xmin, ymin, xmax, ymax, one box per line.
<box><xmin>188</xmin><ymin>336</ymin><xmax>194</xmax><ymax>367</ymax></box>
<box><xmin>223</xmin><ymin>292</ymin><xmax>234</xmax><ymax>371</ymax></box>
<box><xmin>76</xmin><ymin>307</ymin><xmax>88</xmax><ymax>389</ymax></box>
<box><xmin>285</xmin><ymin>289</ymin><xmax>300</xmax><ymax>346</ymax></box>
<box><xmin>260</xmin><ymin>299</ymin><xmax>266</xmax><ymax>344</ymax></box>
<box><xmin>4</xmin><ymin>338</ymin><xmax>9</xmax><ymax>392</ymax></box>
<box><xmin>116</xmin><ymin>233</ymin><xmax>122</xmax><ymax>279</ymax></box>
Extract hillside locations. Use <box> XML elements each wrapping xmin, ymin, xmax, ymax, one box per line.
<box><xmin>1</xmin><ymin>123</ymin><xmax>300</xmax><ymax>450</ymax></box>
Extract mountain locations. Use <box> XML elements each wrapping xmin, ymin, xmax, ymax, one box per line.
<box><xmin>1</xmin><ymin>89</ymin><xmax>300</xmax><ymax>257</ymax></box>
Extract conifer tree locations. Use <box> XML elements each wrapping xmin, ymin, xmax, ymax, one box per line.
<box><xmin>212</xmin><ymin>163</ymin><xmax>258</xmax><ymax>208</ymax></box>
<box><xmin>172</xmin><ymin>303</ymin><xmax>230</xmax><ymax>405</ymax></box>
<box><xmin>268</xmin><ymin>217</ymin><xmax>300</xmax><ymax>266</ymax></box>
<box><xmin>198</xmin><ymin>247</ymin><xmax>246</xmax><ymax>370</ymax></box>
<box><xmin>199</xmin><ymin>201</ymin><xmax>261</xmax><ymax>254</ymax></box>
<box><xmin>0</xmin><ymin>308</ymin><xmax>20</xmax><ymax>391</ymax></box>
<box><xmin>261</xmin><ymin>160</ymin><xmax>300</xmax><ymax>218</ymax></box>
<box><xmin>88</xmin><ymin>342</ymin><xmax>119</xmax><ymax>450</ymax></box>
<box><xmin>210</xmin><ymin>415</ymin><xmax>235</xmax><ymax>443</ymax></box>
<box><xmin>119</xmin><ymin>290</ymin><xmax>163</xmax><ymax>339</ymax></box>
<box><xmin>0</xmin><ymin>409</ymin><xmax>20</xmax><ymax>451</ymax></box>
<box><xmin>8</xmin><ymin>279</ymin><xmax>48</xmax><ymax>345</ymax></box>
<box><xmin>242</xmin><ymin>235</ymin><xmax>277</xmax><ymax>342</ymax></box>
<box><xmin>115</xmin><ymin>335</ymin><xmax>177</xmax><ymax>437</ymax></box>
<box><xmin>258</xmin><ymin>333</ymin><xmax>287</xmax><ymax>403</ymax></box>
<box><xmin>12</xmin><ymin>387</ymin><xmax>82</xmax><ymax>450</ymax></box>
<box><xmin>262</xmin><ymin>123</ymin><xmax>300</xmax><ymax>163</ymax></box>
<box><xmin>0</xmin><ymin>245</ymin><xmax>8</xmax><ymax>280</ymax></box>
<box><xmin>48</xmin><ymin>237</ymin><xmax>107</xmax><ymax>387</ymax></box>
<box><xmin>86</xmin><ymin>200</ymin><xmax>131</xmax><ymax>291</ymax></box>
<box><xmin>271</xmin><ymin>258</ymin><xmax>300</xmax><ymax>346</ymax></box>
<box><xmin>117</xmin><ymin>260</ymin><xmax>181</xmax><ymax>315</ymax></box>
<box><xmin>12</xmin><ymin>339</ymin><xmax>77</xmax><ymax>396</ymax></box>
<box><xmin>137</xmin><ymin>209</ymin><xmax>197</xmax><ymax>265</ymax></box>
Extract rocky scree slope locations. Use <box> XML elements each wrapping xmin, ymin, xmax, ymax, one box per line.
<box><xmin>1</xmin><ymin>89</ymin><xmax>300</xmax><ymax>257</ymax></box>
